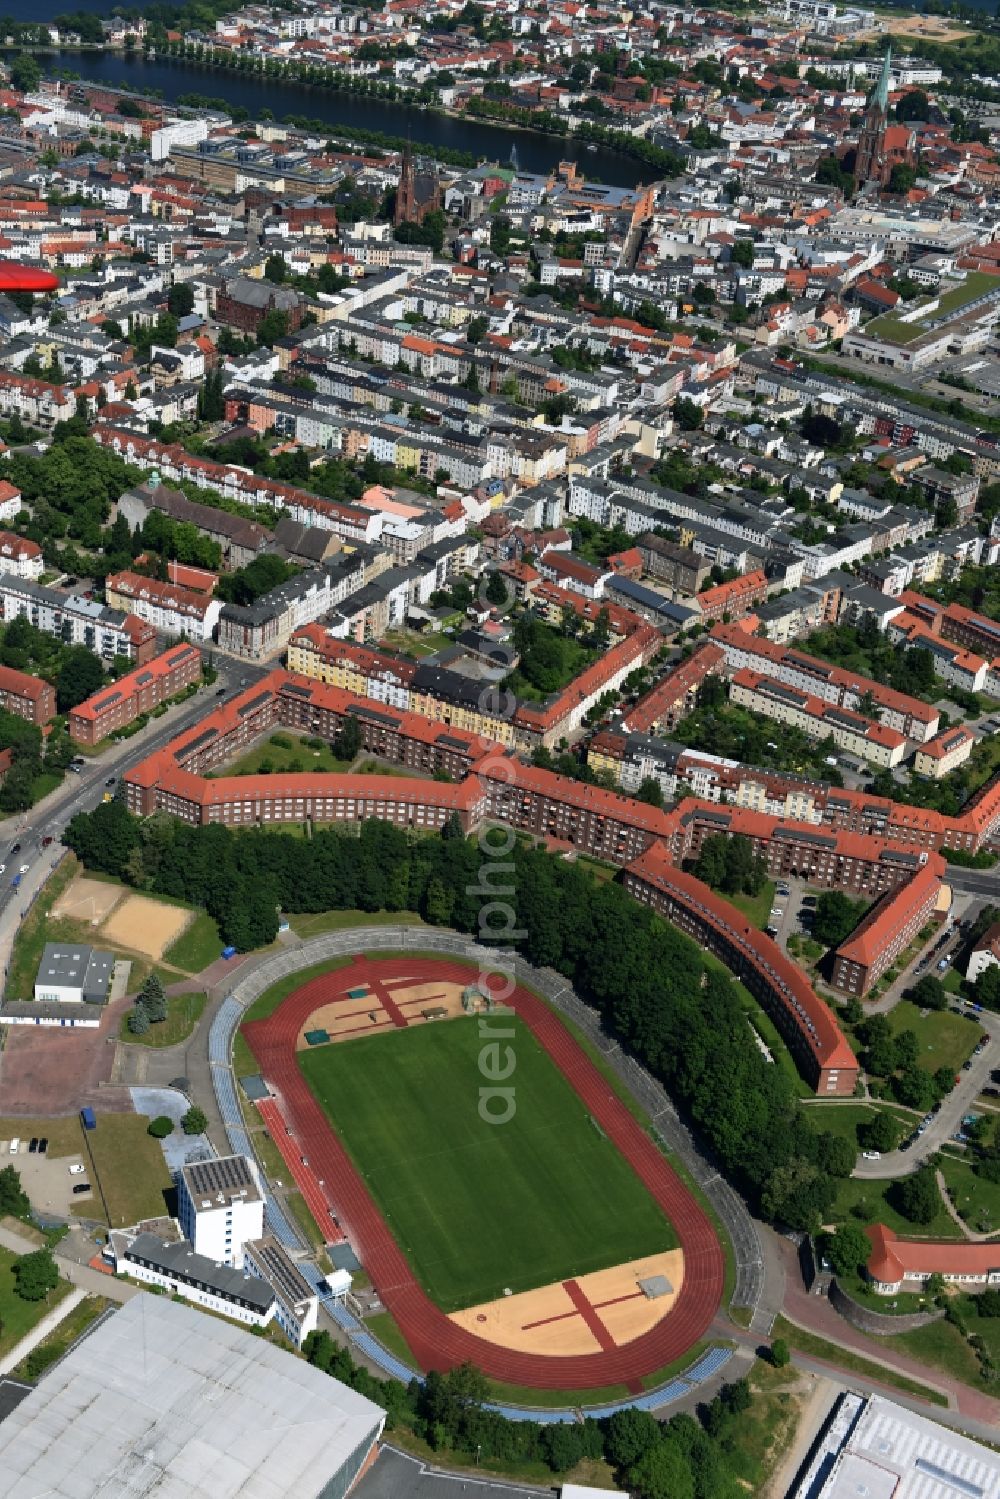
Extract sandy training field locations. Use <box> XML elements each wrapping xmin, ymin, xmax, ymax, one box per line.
<box><xmin>449</xmin><ymin>1250</ymin><xmax>685</xmax><ymax>1358</ymax></box>
<box><xmin>297</xmin><ymin>972</ymin><xmax>468</xmax><ymax>1049</ymax></box>
<box><xmin>101</xmin><ymin>895</ymin><xmax>191</xmax><ymax>961</ymax></box>
<box><xmin>52</xmin><ymin>876</ymin><xmax>124</xmax><ymax>927</ymax></box>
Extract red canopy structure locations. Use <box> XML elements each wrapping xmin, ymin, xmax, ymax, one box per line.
<box><xmin>0</xmin><ymin>265</ymin><xmax>58</xmax><ymax>292</ymax></box>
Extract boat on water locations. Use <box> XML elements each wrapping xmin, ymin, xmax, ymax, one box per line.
<box><xmin>585</xmin><ymin>142</ymin><xmax>598</xmax><ymax>151</ymax></box>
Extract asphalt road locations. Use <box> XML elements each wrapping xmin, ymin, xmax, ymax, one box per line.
<box><xmin>0</xmin><ymin>657</ymin><xmax>271</xmax><ymax>993</ymax></box>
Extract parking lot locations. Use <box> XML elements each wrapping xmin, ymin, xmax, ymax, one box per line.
<box><xmin>0</xmin><ymin>1139</ymin><xmax>91</xmax><ymax>1216</ymax></box>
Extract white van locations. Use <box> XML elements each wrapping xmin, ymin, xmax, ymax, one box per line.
<box><xmin>9</xmin><ymin>1138</ymin><xmax>19</xmax><ymax>1154</ymax></box>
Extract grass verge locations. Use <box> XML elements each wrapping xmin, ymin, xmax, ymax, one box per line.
<box><xmin>118</xmin><ymin>991</ymin><xmax>207</xmax><ymax>1049</ymax></box>
<box><xmin>772</xmin><ymin>1315</ymin><xmax>948</xmax><ymax>1405</ymax></box>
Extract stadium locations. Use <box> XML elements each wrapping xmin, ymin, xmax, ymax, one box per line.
<box><xmin>243</xmin><ymin>951</ymin><xmax>725</xmax><ymax>1393</ymax></box>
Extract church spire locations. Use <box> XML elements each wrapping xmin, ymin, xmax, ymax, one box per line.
<box><xmin>871</xmin><ymin>44</ymin><xmax>892</xmax><ymax>113</ymax></box>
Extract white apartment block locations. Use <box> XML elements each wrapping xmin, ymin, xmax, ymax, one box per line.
<box><xmin>177</xmin><ymin>1155</ymin><xmax>265</xmax><ymax>1268</ymax></box>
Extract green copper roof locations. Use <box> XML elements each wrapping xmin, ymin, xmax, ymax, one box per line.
<box><xmin>870</xmin><ymin>45</ymin><xmax>891</xmax><ymax>112</ymax></box>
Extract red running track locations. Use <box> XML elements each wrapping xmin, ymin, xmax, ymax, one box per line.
<box><xmin>243</xmin><ymin>956</ymin><xmax>725</xmax><ymax>1390</ymax></box>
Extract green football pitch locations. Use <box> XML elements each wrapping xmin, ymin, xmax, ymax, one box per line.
<box><xmin>298</xmin><ymin>1015</ymin><xmax>676</xmax><ymax>1312</ymax></box>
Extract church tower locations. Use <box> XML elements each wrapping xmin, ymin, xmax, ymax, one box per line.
<box><xmin>854</xmin><ymin>46</ymin><xmax>892</xmax><ymax>189</ymax></box>
<box><xmin>395</xmin><ymin>141</ymin><xmax>416</xmax><ymax>227</ymax></box>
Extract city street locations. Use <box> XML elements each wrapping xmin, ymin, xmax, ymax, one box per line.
<box><xmin>0</xmin><ymin>657</ymin><xmax>270</xmax><ymax>992</ymax></box>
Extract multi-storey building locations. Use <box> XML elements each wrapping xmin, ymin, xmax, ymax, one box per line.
<box><xmin>68</xmin><ymin>643</ymin><xmax>202</xmax><ymax>745</ymax></box>
<box><xmin>623</xmin><ymin>843</ymin><xmax>858</xmax><ymax>1095</ymax></box>
<box><xmin>831</xmin><ymin>858</ymin><xmax>945</xmax><ymax>997</ymax></box>
<box><xmin>913</xmin><ymin>725</ymin><xmax>976</xmax><ymax>780</ymax></box>
<box><xmin>105</xmin><ymin>571</ymin><xmax>222</xmax><ymax>642</ymax></box>
<box><xmin>711</xmin><ymin>621</ymin><xmax>939</xmax><ymax>742</ymax></box>
<box><xmin>729</xmin><ymin>669</ymin><xmax>908</xmax><ymax>768</ymax></box>
<box><xmin>177</xmin><ymin>1155</ymin><xmax>265</xmax><ymax>1269</ymax></box>
<box><xmin>0</xmin><ymin>576</ymin><xmax>156</xmax><ymax>664</ymax></box>
<box><xmin>0</xmin><ymin>663</ymin><xmax>56</xmax><ymax>726</ymax></box>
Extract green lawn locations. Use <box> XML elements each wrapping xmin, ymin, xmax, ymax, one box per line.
<box><xmin>772</xmin><ymin>1316</ymin><xmax>947</xmax><ymax>1405</ymax></box>
<box><xmin>0</xmin><ymin>1244</ymin><xmax>71</xmax><ymax>1359</ymax></box>
<box><xmin>119</xmin><ymin>991</ymin><xmax>207</xmax><ymax>1049</ymax></box>
<box><xmin>885</xmin><ymin>1000</ymin><xmax>982</xmax><ymax>1075</ymax></box>
<box><xmin>299</xmin><ymin>1016</ymin><xmax>676</xmax><ymax>1311</ymax></box>
<box><xmin>938</xmin><ymin>1156</ymin><xmax>1000</xmax><ymax>1236</ymax></box>
<box><xmin>224</xmin><ymin>733</ymin><xmax>353</xmax><ymax>777</ymax></box>
<box><xmin>831</xmin><ymin>1174</ymin><xmax>960</xmax><ymax>1239</ymax></box>
<box><xmin>886</xmin><ymin>1317</ymin><xmax>983</xmax><ymax>1390</ymax></box>
<box><xmin>75</xmin><ymin>1114</ymin><xmax>175</xmax><ymax>1229</ymax></box>
<box><xmin>726</xmin><ymin>880</ymin><xmax>776</xmax><ymax>932</ymax></box>
<box><xmin>164</xmin><ymin>913</ymin><xmax>223</xmax><ymax>974</ymax></box>
<box><xmin>288</xmin><ymin>909</ymin><xmax>426</xmax><ymax>939</ymax></box>
<box><xmin>801</xmin><ymin>1103</ymin><xmax>907</xmax><ymax>1150</ymax></box>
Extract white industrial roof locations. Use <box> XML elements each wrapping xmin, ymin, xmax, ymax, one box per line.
<box><xmin>0</xmin><ymin>1294</ymin><xmax>384</xmax><ymax>1499</ymax></box>
<box><xmin>823</xmin><ymin>1395</ymin><xmax>1000</xmax><ymax>1499</ymax></box>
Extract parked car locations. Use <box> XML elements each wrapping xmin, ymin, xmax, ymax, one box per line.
<box><xmin>215</xmin><ymin>687</ymin><xmax>226</xmax><ymax>697</ymax></box>
<box><xmin>862</xmin><ymin>1151</ymin><xmax>881</xmax><ymax>1161</ymax></box>
<box><xmin>38</xmin><ymin>1138</ymin><xmax>47</xmax><ymax>1153</ymax></box>
<box><xmin>9</xmin><ymin>843</ymin><xmax>20</xmax><ymax>855</ymax></box>
<box><xmin>28</xmin><ymin>1138</ymin><xmax>37</xmax><ymax>1154</ymax></box>
<box><xmin>41</xmin><ymin>836</ymin><xmax>52</xmax><ymax>847</ymax></box>
<box><xmin>72</xmin><ymin>1183</ymin><xmax>90</xmax><ymax>1195</ymax></box>
<box><xmin>68</xmin><ymin>1163</ymin><xmax>85</xmax><ymax>1175</ymax></box>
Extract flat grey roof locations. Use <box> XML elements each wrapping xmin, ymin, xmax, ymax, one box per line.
<box><xmin>0</xmin><ymin>1295</ymin><xmax>385</xmax><ymax>1499</ymax></box>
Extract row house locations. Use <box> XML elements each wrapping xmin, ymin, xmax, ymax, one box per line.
<box><xmin>105</xmin><ymin>571</ymin><xmax>222</xmax><ymax>643</ymax></box>
<box><xmin>624</xmin><ymin>842</ymin><xmax>858</xmax><ymax>1096</ymax></box>
<box><xmin>68</xmin><ymin>643</ymin><xmax>202</xmax><ymax>746</ymax></box>
<box><xmin>831</xmin><ymin>858</ymin><xmax>946</xmax><ymax>997</ymax></box>
<box><xmin>0</xmin><ymin>576</ymin><xmax>156</xmax><ymax>664</ymax></box>
<box><xmin>730</xmin><ymin>670</ymin><xmax>908</xmax><ymax>768</ymax></box>
<box><xmin>710</xmin><ymin>621</ymin><xmax>940</xmax><ymax>742</ymax></box>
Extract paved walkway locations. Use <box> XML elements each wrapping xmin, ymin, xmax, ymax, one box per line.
<box><xmin>0</xmin><ymin>1286</ymin><xmax>85</xmax><ymax>1375</ymax></box>
<box><xmin>0</xmin><ymin>1223</ymin><xmax>137</xmax><ymax>1304</ymax></box>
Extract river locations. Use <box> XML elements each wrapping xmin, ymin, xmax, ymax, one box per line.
<box><xmin>30</xmin><ymin>46</ymin><xmax>647</xmax><ymax>186</ymax></box>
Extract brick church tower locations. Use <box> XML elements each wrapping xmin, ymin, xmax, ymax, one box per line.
<box><xmin>855</xmin><ymin>47</ymin><xmax>893</xmax><ymax>189</ymax></box>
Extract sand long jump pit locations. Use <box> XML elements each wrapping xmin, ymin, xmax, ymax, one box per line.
<box><xmin>100</xmin><ymin>895</ymin><xmax>191</xmax><ymax>961</ymax></box>
<box><xmin>449</xmin><ymin>1250</ymin><xmax>685</xmax><ymax>1358</ymax></box>
<box><xmin>51</xmin><ymin>875</ymin><xmax>125</xmax><ymax>928</ymax></box>
<box><xmin>296</xmin><ymin>971</ymin><xmax>470</xmax><ymax>1049</ymax></box>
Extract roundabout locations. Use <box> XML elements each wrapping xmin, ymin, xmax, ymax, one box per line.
<box><xmin>241</xmin><ymin>949</ymin><xmax>726</xmax><ymax>1393</ymax></box>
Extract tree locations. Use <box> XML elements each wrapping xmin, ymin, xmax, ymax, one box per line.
<box><xmin>13</xmin><ymin>1248</ymin><xmax>59</xmax><ymax>1303</ymax></box>
<box><xmin>636</xmin><ymin>777</ymin><xmax>664</xmax><ymax>808</ymax></box>
<box><xmin>627</xmin><ymin>1441</ymin><xmax>695</xmax><ymax>1499</ymax></box>
<box><xmin>731</xmin><ymin>238</ymin><xmax>754</xmax><ymax>268</ymax></box>
<box><xmin>811</xmin><ymin>890</ymin><xmax>866</xmax><ymax>948</ymax></box>
<box><xmin>604</xmin><ymin>1407</ymin><xmax>660</xmax><ymax>1470</ymax></box>
<box><xmin>256</xmin><ymin>309</ymin><xmax>289</xmax><ymax>347</ymax></box>
<box><xmin>824</xmin><ymin>1221</ymin><xmax>871</xmax><ymax>1277</ymax></box>
<box><xmin>467</xmin><ymin>315</ymin><xmax>488</xmax><ymax>344</ymax></box>
<box><xmin>264</xmin><ymin>254</ymin><xmax>287</xmax><ymax>284</ymax></box>
<box><xmin>10</xmin><ymin>54</ymin><xmax>41</xmax><ymax>94</ymax></box>
<box><xmin>138</xmin><ymin>973</ymin><xmax>167</xmax><ymax>1024</ymax></box>
<box><xmin>859</xmin><ymin>1111</ymin><xmax>898</xmax><ymax>1152</ymax></box>
<box><xmin>889</xmin><ymin>162</ymin><xmax>917</xmax><ymax>194</ymax></box>
<box><xmin>128</xmin><ymin>1006</ymin><xmax>150</xmax><ymax>1035</ymax></box>
<box><xmin>56</xmin><ymin>647</ymin><xmax>106</xmax><ymax>713</ymax></box>
<box><xmin>484</xmin><ymin>569</ymin><xmax>508</xmax><ymax>607</ymax></box>
<box><xmin>769</xmin><ymin>1337</ymin><xmax>790</xmax><ymax>1367</ymax></box>
<box><xmin>911</xmin><ymin>974</ymin><xmax>948</xmax><ymax>1011</ymax></box>
<box><xmin>673</xmin><ymin>396</ymin><xmax>703</xmax><ymax>431</ymax></box>
<box><xmin>166</xmin><ymin>282</ymin><xmax>195</xmax><ymax>318</ymax></box>
<box><xmin>892</xmin><ymin>1166</ymin><xmax>940</xmax><ymax>1226</ymax></box>
<box><xmin>181</xmin><ymin>1106</ymin><xmax>207</xmax><ymax>1135</ymax></box>
<box><xmin>334</xmin><ymin>714</ymin><xmax>362</xmax><ymax>762</ymax></box>
<box><xmin>197</xmin><ymin>368</ymin><xmax>226</xmax><ymax>422</ymax></box>
<box><xmin>148</xmin><ymin>1115</ymin><xmax>174</xmax><ymax>1137</ymax></box>
<box><xmin>0</xmin><ymin>1164</ymin><xmax>29</xmax><ymax>1218</ymax></box>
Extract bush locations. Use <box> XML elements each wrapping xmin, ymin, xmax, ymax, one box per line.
<box><xmin>181</xmin><ymin>1106</ymin><xmax>207</xmax><ymax>1136</ymax></box>
<box><xmin>147</xmin><ymin>1116</ymin><xmax>174</xmax><ymax>1138</ymax></box>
